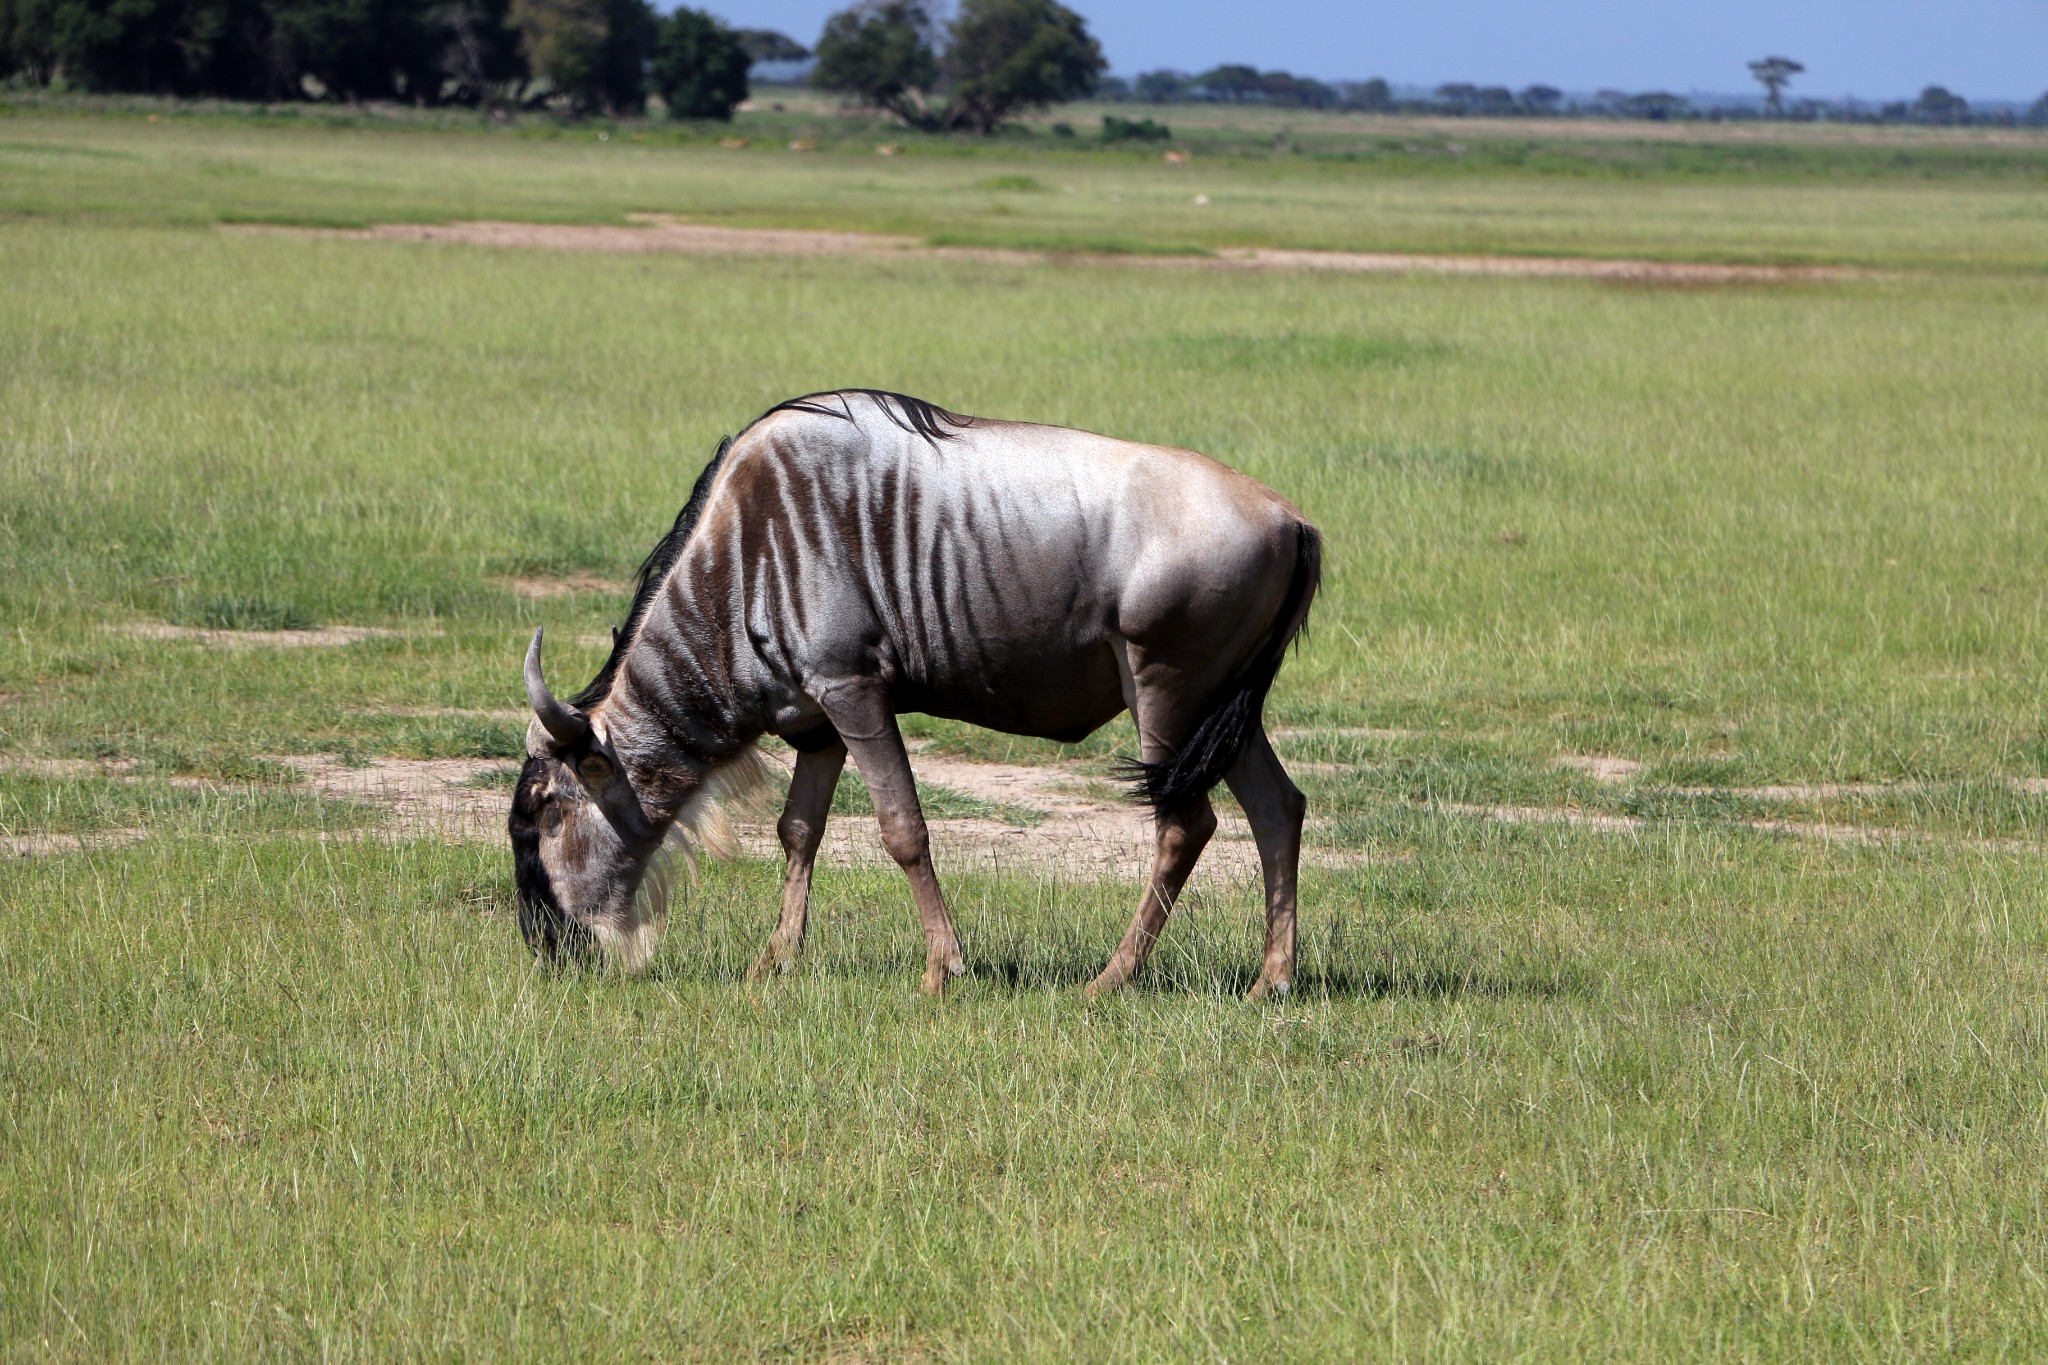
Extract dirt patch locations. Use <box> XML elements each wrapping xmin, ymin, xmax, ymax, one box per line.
<box><xmin>0</xmin><ymin>754</ymin><xmax>233</xmax><ymax>790</ymax></box>
<box><xmin>248</xmin><ymin>746</ymin><xmax>1359</xmax><ymax>881</ymax></box>
<box><xmin>1701</xmin><ymin>782</ymin><xmax>1904</xmax><ymax>802</ymax></box>
<box><xmin>499</xmin><ymin>572</ymin><xmax>630</xmax><ymax>599</ymax></box>
<box><xmin>230</xmin><ymin>217</ymin><xmax>1864</xmax><ymax>284</ymax></box>
<box><xmin>291</xmin><ymin>218</ymin><xmax>926</xmax><ymax>257</ymax></box>
<box><xmin>110</xmin><ymin>622</ymin><xmax>415</xmax><ymax>649</ymax></box>
<box><xmin>1548</xmin><ymin>760</ymin><xmax>2048</xmax><ymax>803</ymax></box>
<box><xmin>1215</xmin><ymin>247</ymin><xmax>1857</xmax><ymax>284</ymax></box>
<box><xmin>1439</xmin><ymin>801</ymin><xmax>2038</xmax><ymax>854</ymax></box>
<box><xmin>0</xmin><ymin>756</ymin><xmax>140</xmax><ymax>779</ymax></box>
<box><xmin>745</xmin><ymin>746</ymin><xmax>1363</xmax><ymax>881</ymax></box>
<box><xmin>1554</xmin><ymin>755</ymin><xmax>1644</xmax><ymax>783</ymax></box>
<box><xmin>268</xmin><ymin>755</ymin><xmax>519</xmax><ymax>839</ymax></box>
<box><xmin>5</xmin><ymin>828</ymin><xmax>149</xmax><ymax>858</ymax></box>
<box><xmin>345</xmin><ymin>705</ymin><xmax>529</xmax><ymax>722</ymax></box>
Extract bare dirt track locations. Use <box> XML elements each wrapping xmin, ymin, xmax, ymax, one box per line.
<box><xmin>499</xmin><ymin>571</ymin><xmax>629</xmax><ymax>599</ymax></box>
<box><xmin>268</xmin><ymin>745</ymin><xmax>1304</xmax><ymax>883</ymax></box>
<box><xmin>7</xmin><ymin>743</ymin><xmax>2041</xmax><ymax>865</ymax></box>
<box><xmin>109</xmin><ymin>622</ymin><xmax>416</xmax><ymax>648</ymax></box>
<box><xmin>232</xmin><ymin>217</ymin><xmax>1860</xmax><ymax>284</ymax></box>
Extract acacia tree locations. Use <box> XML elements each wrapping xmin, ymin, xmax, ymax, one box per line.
<box><xmin>1915</xmin><ymin>84</ymin><xmax>1967</xmax><ymax>125</ymax></box>
<box><xmin>1341</xmin><ymin>77</ymin><xmax>1390</xmax><ymax>111</ymax></box>
<box><xmin>1195</xmin><ymin>63</ymin><xmax>1259</xmax><ymax>101</ymax></box>
<box><xmin>941</xmin><ymin>0</ymin><xmax>1098</xmax><ymax>131</ymax></box>
<box><xmin>811</xmin><ymin>0</ymin><xmax>939</xmax><ymax>126</ymax></box>
<box><xmin>1473</xmin><ymin>84</ymin><xmax>1514</xmax><ymax>115</ymax></box>
<box><xmin>813</xmin><ymin>0</ymin><xmax>1101</xmax><ymax>134</ymax></box>
<box><xmin>1132</xmin><ymin>68</ymin><xmax>1188</xmax><ymax>102</ymax></box>
<box><xmin>1748</xmin><ymin>55</ymin><xmax>1802</xmax><ymax>116</ymax></box>
<box><xmin>650</xmin><ymin>5</ymin><xmax>748</xmax><ymax>119</ymax></box>
<box><xmin>437</xmin><ymin>0</ymin><xmax>528</xmax><ymax>105</ymax></box>
<box><xmin>733</xmin><ymin>26</ymin><xmax>804</xmax><ymax>63</ymax></box>
<box><xmin>1623</xmin><ymin>90</ymin><xmax>1687</xmax><ymax>121</ymax></box>
<box><xmin>1434</xmin><ymin>82</ymin><xmax>1477</xmax><ymax>113</ymax></box>
<box><xmin>509</xmin><ymin>0</ymin><xmax>651</xmax><ymax>114</ymax></box>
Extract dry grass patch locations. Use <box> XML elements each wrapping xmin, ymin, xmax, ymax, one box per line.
<box><xmin>109</xmin><ymin>622</ymin><xmax>415</xmax><ymax>648</ymax></box>
<box><xmin>229</xmin><ymin>218</ymin><xmax>1868</xmax><ymax>282</ymax></box>
<box><xmin>3</xmin><ymin>828</ymin><xmax>149</xmax><ymax>858</ymax></box>
<box><xmin>498</xmin><ymin>572</ymin><xmax>629</xmax><ymax>599</ymax></box>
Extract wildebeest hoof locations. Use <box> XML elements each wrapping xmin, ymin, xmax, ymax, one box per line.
<box><xmin>1084</xmin><ymin>965</ymin><xmax>1133</xmax><ymax>999</ymax></box>
<box><xmin>1248</xmin><ymin>976</ymin><xmax>1292</xmax><ymax>1001</ymax></box>
<box><xmin>919</xmin><ymin>956</ymin><xmax>963</xmax><ymax>996</ymax></box>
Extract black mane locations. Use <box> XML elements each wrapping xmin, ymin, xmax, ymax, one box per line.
<box><xmin>570</xmin><ymin>390</ymin><xmax>968</xmax><ymax>708</ymax></box>
<box><xmin>768</xmin><ymin>388</ymin><xmax>968</xmax><ymax>444</ymax></box>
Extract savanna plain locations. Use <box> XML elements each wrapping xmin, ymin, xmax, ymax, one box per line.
<box><xmin>3</xmin><ymin>106</ymin><xmax>2048</xmax><ymax>1360</ymax></box>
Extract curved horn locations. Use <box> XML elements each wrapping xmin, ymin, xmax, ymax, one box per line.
<box><xmin>524</xmin><ymin>628</ymin><xmax>590</xmax><ymax>747</ymax></box>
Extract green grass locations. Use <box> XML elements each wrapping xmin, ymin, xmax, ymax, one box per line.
<box><xmin>4</xmin><ymin>107</ymin><xmax>2048</xmax><ymax>270</ymax></box>
<box><xmin>3</xmin><ymin>112</ymin><xmax>2048</xmax><ymax>1358</ymax></box>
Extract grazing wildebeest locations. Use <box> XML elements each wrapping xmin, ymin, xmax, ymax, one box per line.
<box><xmin>510</xmin><ymin>391</ymin><xmax>1320</xmax><ymax>997</ymax></box>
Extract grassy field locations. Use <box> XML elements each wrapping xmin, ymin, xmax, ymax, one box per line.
<box><xmin>6</xmin><ymin>103</ymin><xmax>2048</xmax><ymax>269</ymax></box>
<box><xmin>3</xmin><ymin>106</ymin><xmax>2048</xmax><ymax>1358</ymax></box>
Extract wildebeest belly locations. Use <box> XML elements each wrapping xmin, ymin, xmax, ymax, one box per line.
<box><xmin>895</xmin><ymin>638</ymin><xmax>1127</xmax><ymax>741</ymax></box>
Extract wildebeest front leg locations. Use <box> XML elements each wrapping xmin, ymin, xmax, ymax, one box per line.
<box><xmin>1224</xmin><ymin>727</ymin><xmax>1306</xmax><ymax>999</ymax></box>
<box><xmin>816</xmin><ymin>687</ymin><xmax>966</xmax><ymax>995</ymax></box>
<box><xmin>749</xmin><ymin>739</ymin><xmax>846</xmax><ymax>981</ymax></box>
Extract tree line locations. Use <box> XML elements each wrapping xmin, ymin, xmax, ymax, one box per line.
<box><xmin>5</xmin><ymin>0</ymin><xmax>2044</xmax><ymax>133</ymax></box>
<box><xmin>0</xmin><ymin>0</ymin><xmax>770</xmax><ymax>116</ymax></box>
<box><xmin>1094</xmin><ymin>64</ymin><xmax>2044</xmax><ymax>127</ymax></box>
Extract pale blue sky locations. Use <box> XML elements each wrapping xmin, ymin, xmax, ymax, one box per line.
<box><xmin>718</xmin><ymin>1</ymin><xmax>2048</xmax><ymax>102</ymax></box>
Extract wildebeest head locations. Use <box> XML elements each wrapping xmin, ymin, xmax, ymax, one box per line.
<box><xmin>508</xmin><ymin>628</ymin><xmax>668</xmax><ymax>971</ymax></box>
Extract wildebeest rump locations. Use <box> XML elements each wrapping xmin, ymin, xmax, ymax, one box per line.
<box><xmin>510</xmin><ymin>390</ymin><xmax>1320</xmax><ymax>996</ymax></box>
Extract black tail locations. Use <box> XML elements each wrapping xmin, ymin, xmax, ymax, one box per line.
<box><xmin>1121</xmin><ymin>521</ymin><xmax>1323</xmax><ymax>815</ymax></box>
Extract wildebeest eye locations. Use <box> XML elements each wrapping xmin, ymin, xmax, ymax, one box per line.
<box><xmin>577</xmin><ymin>753</ymin><xmax>614</xmax><ymax>786</ymax></box>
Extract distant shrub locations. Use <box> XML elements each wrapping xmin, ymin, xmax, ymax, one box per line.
<box><xmin>1101</xmin><ymin>113</ymin><xmax>1168</xmax><ymax>142</ymax></box>
<box><xmin>977</xmin><ymin>173</ymin><xmax>1043</xmax><ymax>191</ymax></box>
<box><xmin>1050</xmin><ymin>120</ymin><xmax>1073</xmax><ymax>137</ymax></box>
<box><xmin>650</xmin><ymin>5</ymin><xmax>749</xmax><ymax>120</ymax></box>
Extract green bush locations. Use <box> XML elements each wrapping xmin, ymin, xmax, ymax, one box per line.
<box><xmin>649</xmin><ymin>5</ymin><xmax>747</xmax><ymax>121</ymax></box>
<box><xmin>1100</xmin><ymin>113</ymin><xmax>1169</xmax><ymax>142</ymax></box>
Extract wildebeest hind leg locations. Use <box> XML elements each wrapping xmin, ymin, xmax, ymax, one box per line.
<box><xmin>1224</xmin><ymin>727</ymin><xmax>1306</xmax><ymax>998</ymax></box>
<box><xmin>1087</xmin><ymin>654</ymin><xmax>1219</xmax><ymax>997</ymax></box>
<box><xmin>816</xmin><ymin>684</ymin><xmax>966</xmax><ymax>996</ymax></box>
<box><xmin>1086</xmin><ymin>794</ymin><xmax>1216</xmax><ymax>998</ymax></box>
<box><xmin>749</xmin><ymin>739</ymin><xmax>846</xmax><ymax>981</ymax></box>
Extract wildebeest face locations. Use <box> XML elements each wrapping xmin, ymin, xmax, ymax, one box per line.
<box><xmin>509</xmin><ymin>627</ymin><xmax>668</xmax><ymax>972</ymax></box>
<box><xmin>507</xmin><ymin>734</ymin><xmax>667</xmax><ymax>971</ymax></box>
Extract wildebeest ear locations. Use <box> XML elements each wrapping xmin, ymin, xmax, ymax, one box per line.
<box><xmin>575</xmin><ymin>752</ymin><xmax>615</xmax><ymax>789</ymax></box>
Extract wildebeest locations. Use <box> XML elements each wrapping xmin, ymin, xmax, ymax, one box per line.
<box><xmin>510</xmin><ymin>391</ymin><xmax>1320</xmax><ymax>997</ymax></box>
